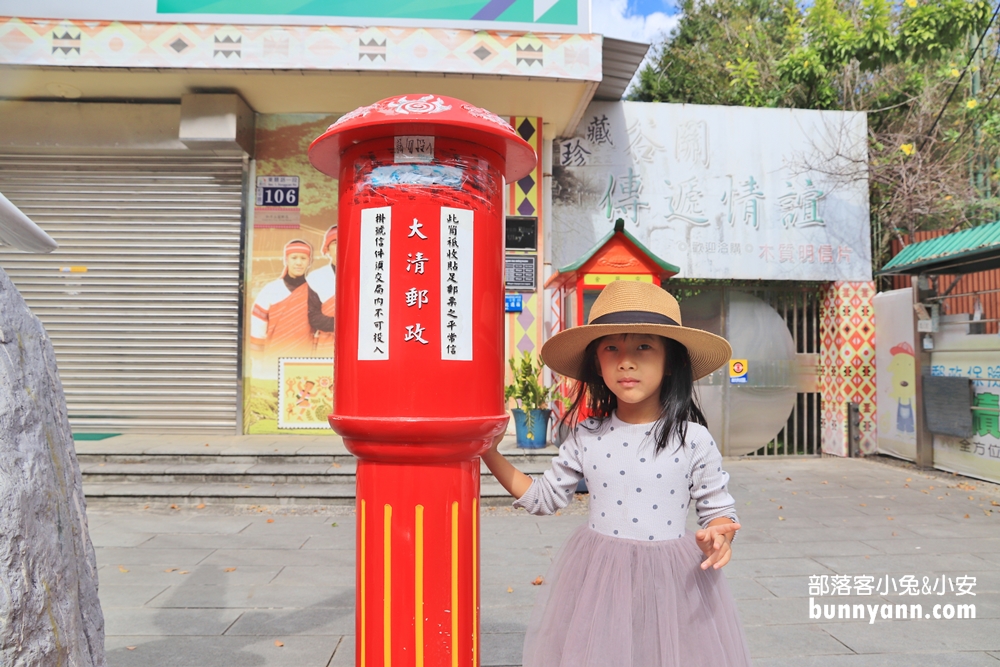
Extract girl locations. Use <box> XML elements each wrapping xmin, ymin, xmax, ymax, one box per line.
<box><xmin>482</xmin><ymin>280</ymin><xmax>752</xmax><ymax>667</ymax></box>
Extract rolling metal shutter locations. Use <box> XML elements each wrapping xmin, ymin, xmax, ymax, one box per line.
<box><xmin>0</xmin><ymin>153</ymin><xmax>245</xmax><ymax>433</ymax></box>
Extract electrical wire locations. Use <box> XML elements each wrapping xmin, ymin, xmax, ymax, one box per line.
<box><xmin>918</xmin><ymin>0</ymin><xmax>1000</xmax><ymax>152</ymax></box>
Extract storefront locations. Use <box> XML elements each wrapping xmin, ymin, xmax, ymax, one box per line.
<box><xmin>0</xmin><ymin>2</ymin><xmax>646</xmax><ymax>434</ymax></box>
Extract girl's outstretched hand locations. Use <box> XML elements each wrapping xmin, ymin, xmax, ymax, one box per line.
<box><xmin>694</xmin><ymin>521</ymin><xmax>741</xmax><ymax>570</ymax></box>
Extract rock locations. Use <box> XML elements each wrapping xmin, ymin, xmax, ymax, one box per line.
<box><xmin>0</xmin><ymin>266</ymin><xmax>105</xmax><ymax>667</ymax></box>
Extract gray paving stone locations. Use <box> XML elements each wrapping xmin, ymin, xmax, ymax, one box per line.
<box><xmin>810</xmin><ymin>552</ymin><xmax>995</xmax><ymax>573</ymax></box>
<box><xmin>328</xmin><ymin>635</ymin><xmax>353</xmax><ymax>667</ymax></box>
<box><xmin>753</xmin><ymin>651</ymin><xmax>1000</xmax><ymax>666</ymax></box>
<box><xmin>88</xmin><ymin>528</ymin><xmax>156</xmax><ymax>548</ymax></box>
<box><xmin>755</xmin><ymin>575</ymin><xmax>823</xmax><ymax>598</ymax></box>
<box><xmin>860</xmin><ymin>537</ymin><xmax>1000</xmax><ymax>555</ymax></box>
<box><xmin>146</xmin><ymin>584</ymin><xmax>356</xmax><ymax>610</ymax></box>
<box><xmin>745</xmin><ymin>624</ymin><xmax>855</xmax><ymax>659</ymax></box>
<box><xmin>105</xmin><ymin>516</ymin><xmax>254</xmax><ymax>534</ymax></box>
<box><xmin>100</xmin><ymin>563</ymin><xmax>283</xmax><ymax>587</ymax></box>
<box><xmin>104</xmin><ymin>634</ymin><xmax>339</xmax><ymax>667</ymax></box>
<box><xmin>481</xmin><ymin>632</ymin><xmax>525</xmax><ymax>666</ymax></box>
<box><xmin>201</xmin><ymin>548</ymin><xmax>354</xmax><ymax>567</ymax></box>
<box><xmin>96</xmin><ymin>547</ymin><xmax>214</xmax><ymax>566</ymax></box>
<box><xmin>97</xmin><ymin>585</ymin><xmax>171</xmax><ymax>608</ymax></box>
<box><xmin>86</xmin><ymin>455</ymin><xmax>1000</xmax><ymax>666</ymax></box>
<box><xmin>224</xmin><ymin>607</ymin><xmax>354</xmax><ymax>636</ymax></box>
<box><xmin>479</xmin><ymin>605</ymin><xmax>533</xmax><ymax>634</ymax></box>
<box><xmin>822</xmin><ymin>617</ymin><xmax>1000</xmax><ymax>653</ymax></box>
<box><xmin>139</xmin><ymin>533</ymin><xmax>311</xmax><ymax>550</ymax></box>
<box><xmin>726</xmin><ymin>577</ymin><xmax>779</xmax><ymax>600</ymax></box>
<box><xmin>102</xmin><ymin>608</ymin><xmax>243</xmax><ymax>636</ymax></box>
<box><xmin>725</xmin><ymin>556</ymin><xmax>836</xmax><ymax>579</ymax></box>
<box><xmin>268</xmin><ymin>565</ymin><xmax>355</xmax><ymax>586</ymax></box>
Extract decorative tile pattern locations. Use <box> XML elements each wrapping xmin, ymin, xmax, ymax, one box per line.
<box><xmin>514</xmin><ymin>293</ymin><xmax>540</xmax><ymax>355</ymax></box>
<box><xmin>507</xmin><ymin>116</ymin><xmax>543</xmax><ymax>359</ymax></box>
<box><xmin>0</xmin><ymin>17</ymin><xmax>602</xmax><ymax>80</ymax></box>
<box><xmin>820</xmin><ymin>281</ymin><xmax>877</xmax><ymax>457</ymax></box>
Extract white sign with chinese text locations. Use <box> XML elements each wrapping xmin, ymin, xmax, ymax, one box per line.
<box><xmin>441</xmin><ymin>207</ymin><xmax>474</xmax><ymax>360</ymax></box>
<box><xmin>394</xmin><ymin>136</ymin><xmax>435</xmax><ymax>164</ymax></box>
<box><xmin>553</xmin><ymin>102</ymin><xmax>872</xmax><ymax>281</ymax></box>
<box><xmin>358</xmin><ymin>207</ymin><xmax>391</xmax><ymax>360</ymax></box>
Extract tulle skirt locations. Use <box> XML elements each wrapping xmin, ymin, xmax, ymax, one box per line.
<box><xmin>522</xmin><ymin>525</ymin><xmax>753</xmax><ymax>667</ymax></box>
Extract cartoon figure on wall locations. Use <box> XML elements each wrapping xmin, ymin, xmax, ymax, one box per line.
<box><xmin>887</xmin><ymin>342</ymin><xmax>916</xmax><ymax>433</ymax></box>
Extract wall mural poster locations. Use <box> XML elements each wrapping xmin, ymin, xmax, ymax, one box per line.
<box><xmin>873</xmin><ymin>288</ymin><xmax>917</xmax><ymax>461</ymax></box>
<box><xmin>551</xmin><ymin>102</ymin><xmax>873</xmax><ymax>281</ymax></box>
<box><xmin>930</xmin><ymin>349</ymin><xmax>1000</xmax><ymax>485</ymax></box>
<box><xmin>244</xmin><ymin>113</ymin><xmax>340</xmax><ymax>434</ymax></box>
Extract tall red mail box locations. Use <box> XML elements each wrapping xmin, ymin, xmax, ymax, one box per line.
<box><xmin>309</xmin><ymin>95</ymin><xmax>536</xmax><ymax>667</ymax></box>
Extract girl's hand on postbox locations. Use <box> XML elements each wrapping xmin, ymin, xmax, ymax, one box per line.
<box><xmin>490</xmin><ymin>416</ymin><xmax>510</xmax><ymax>452</ymax></box>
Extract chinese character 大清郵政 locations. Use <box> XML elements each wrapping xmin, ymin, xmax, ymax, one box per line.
<box><xmin>405</xmin><ymin>287</ymin><xmax>429</xmax><ymax>309</ymax></box>
<box><xmin>408</xmin><ymin>217</ymin><xmax>428</xmax><ymax>239</ymax></box>
<box><xmin>407</xmin><ymin>252</ymin><xmax>429</xmax><ymax>274</ymax></box>
<box><xmin>404</xmin><ymin>323</ymin><xmax>429</xmax><ymax>345</ymax></box>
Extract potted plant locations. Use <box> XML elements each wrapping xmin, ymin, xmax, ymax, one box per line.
<box><xmin>504</xmin><ymin>352</ymin><xmax>553</xmax><ymax>448</ymax></box>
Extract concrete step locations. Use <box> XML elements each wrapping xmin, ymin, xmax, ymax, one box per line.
<box><xmin>79</xmin><ymin>459</ymin><xmax>555</xmax><ymax>485</ymax></box>
<box><xmin>82</xmin><ymin>480</ymin><xmax>523</xmax><ymax>506</ymax></box>
<box><xmin>75</xmin><ymin>433</ymin><xmax>564</xmax><ymax>504</ymax></box>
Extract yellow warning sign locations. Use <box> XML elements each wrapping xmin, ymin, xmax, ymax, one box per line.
<box><xmin>729</xmin><ymin>359</ymin><xmax>748</xmax><ymax>384</ymax></box>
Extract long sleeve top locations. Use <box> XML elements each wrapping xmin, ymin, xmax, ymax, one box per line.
<box><xmin>513</xmin><ymin>412</ymin><xmax>740</xmax><ymax>542</ymax></box>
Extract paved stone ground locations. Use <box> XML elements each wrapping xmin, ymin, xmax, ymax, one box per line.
<box><xmin>88</xmin><ymin>455</ymin><xmax>1000</xmax><ymax>667</ymax></box>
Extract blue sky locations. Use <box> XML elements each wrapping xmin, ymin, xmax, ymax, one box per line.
<box><xmin>592</xmin><ymin>0</ymin><xmax>679</xmax><ymax>45</ymax></box>
<box><xmin>625</xmin><ymin>0</ymin><xmax>680</xmax><ymax>17</ymax></box>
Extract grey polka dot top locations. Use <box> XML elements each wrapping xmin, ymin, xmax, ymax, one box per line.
<box><xmin>512</xmin><ymin>412</ymin><xmax>740</xmax><ymax>542</ymax></box>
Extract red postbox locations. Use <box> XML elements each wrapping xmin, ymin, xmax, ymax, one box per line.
<box><xmin>309</xmin><ymin>95</ymin><xmax>536</xmax><ymax>667</ymax></box>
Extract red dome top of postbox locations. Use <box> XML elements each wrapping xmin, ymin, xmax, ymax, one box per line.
<box><xmin>309</xmin><ymin>94</ymin><xmax>536</xmax><ymax>182</ymax></box>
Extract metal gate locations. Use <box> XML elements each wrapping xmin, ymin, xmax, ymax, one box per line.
<box><xmin>668</xmin><ymin>283</ymin><xmax>824</xmax><ymax>457</ymax></box>
<box><xmin>0</xmin><ymin>152</ymin><xmax>246</xmax><ymax>434</ymax></box>
<box><xmin>749</xmin><ymin>286</ymin><xmax>823</xmax><ymax>456</ymax></box>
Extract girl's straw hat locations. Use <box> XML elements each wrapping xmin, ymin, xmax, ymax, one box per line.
<box><xmin>540</xmin><ymin>281</ymin><xmax>733</xmax><ymax>381</ymax></box>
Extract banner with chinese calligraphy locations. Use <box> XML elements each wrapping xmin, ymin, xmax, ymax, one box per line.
<box><xmin>552</xmin><ymin>102</ymin><xmax>872</xmax><ymax>281</ymax></box>
<box><xmin>874</xmin><ymin>288</ymin><xmax>917</xmax><ymax>461</ymax></box>
<box><xmin>244</xmin><ymin>113</ymin><xmax>339</xmax><ymax>434</ymax></box>
<box><xmin>930</xmin><ymin>349</ymin><xmax>1000</xmax><ymax>485</ymax></box>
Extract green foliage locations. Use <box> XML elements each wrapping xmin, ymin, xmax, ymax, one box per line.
<box><xmin>631</xmin><ymin>0</ymin><xmax>991</xmax><ymax>110</ymax></box>
<box><xmin>504</xmin><ymin>352</ymin><xmax>552</xmax><ymax>411</ymax></box>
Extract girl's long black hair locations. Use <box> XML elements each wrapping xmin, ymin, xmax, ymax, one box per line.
<box><xmin>558</xmin><ymin>335</ymin><xmax>707</xmax><ymax>455</ymax></box>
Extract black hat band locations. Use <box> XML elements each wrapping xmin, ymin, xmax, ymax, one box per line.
<box><xmin>588</xmin><ymin>310</ymin><xmax>679</xmax><ymax>326</ymax></box>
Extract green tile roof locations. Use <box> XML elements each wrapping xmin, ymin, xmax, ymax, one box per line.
<box><xmin>557</xmin><ymin>218</ymin><xmax>681</xmax><ymax>275</ymax></box>
<box><xmin>880</xmin><ymin>219</ymin><xmax>1000</xmax><ymax>275</ymax></box>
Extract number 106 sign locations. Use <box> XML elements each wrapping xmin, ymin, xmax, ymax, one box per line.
<box><xmin>256</xmin><ymin>176</ymin><xmax>300</xmax><ymax>206</ymax></box>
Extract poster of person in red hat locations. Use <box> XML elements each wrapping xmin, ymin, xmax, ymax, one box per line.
<box><xmin>249</xmin><ymin>238</ymin><xmax>334</xmax><ymax>362</ymax></box>
<box><xmin>244</xmin><ymin>113</ymin><xmax>340</xmax><ymax>433</ymax></box>
<box><xmin>306</xmin><ymin>224</ymin><xmax>336</xmax><ymax>357</ymax></box>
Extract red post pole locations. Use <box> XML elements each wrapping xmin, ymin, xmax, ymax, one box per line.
<box><xmin>309</xmin><ymin>96</ymin><xmax>536</xmax><ymax>667</ymax></box>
